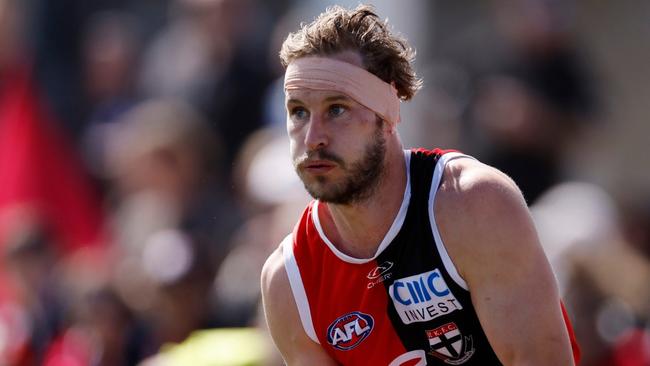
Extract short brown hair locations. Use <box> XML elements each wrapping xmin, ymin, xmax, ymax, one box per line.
<box><xmin>280</xmin><ymin>4</ymin><xmax>422</xmax><ymax>101</ymax></box>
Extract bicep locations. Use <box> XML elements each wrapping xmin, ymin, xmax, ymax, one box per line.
<box><xmin>261</xmin><ymin>248</ymin><xmax>338</xmax><ymax>366</ymax></box>
<box><xmin>439</xmin><ymin>165</ymin><xmax>574</xmax><ymax>365</ymax></box>
<box><xmin>467</xmin><ymin>220</ymin><xmax>572</xmax><ymax>365</ymax></box>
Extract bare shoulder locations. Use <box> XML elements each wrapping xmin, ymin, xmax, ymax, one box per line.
<box><xmin>260</xmin><ymin>244</ymin><xmax>288</xmax><ymax>301</ymax></box>
<box><xmin>260</xmin><ymin>243</ymin><xmax>295</xmax><ymax>345</ymax></box>
<box><xmin>434</xmin><ymin>157</ymin><xmax>574</xmax><ymax>364</ymax></box>
<box><xmin>260</xmin><ymin>238</ymin><xmax>337</xmax><ymax>365</ymax></box>
<box><xmin>435</xmin><ymin>157</ymin><xmax>539</xmax><ymax>277</ymax></box>
<box><xmin>438</xmin><ymin>157</ymin><xmax>524</xmax><ymax>214</ymax></box>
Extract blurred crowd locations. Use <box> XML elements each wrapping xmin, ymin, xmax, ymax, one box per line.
<box><xmin>0</xmin><ymin>0</ymin><xmax>648</xmax><ymax>365</ymax></box>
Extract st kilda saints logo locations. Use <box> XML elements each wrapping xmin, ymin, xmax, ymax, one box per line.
<box><xmin>327</xmin><ymin>311</ymin><xmax>374</xmax><ymax>351</ymax></box>
<box><xmin>426</xmin><ymin>322</ymin><xmax>475</xmax><ymax>365</ymax></box>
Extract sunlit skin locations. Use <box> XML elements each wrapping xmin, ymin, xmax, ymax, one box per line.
<box><xmin>285</xmin><ymin>51</ymin><xmax>408</xmax><ymax>259</ymax></box>
<box><xmin>286</xmin><ymin>51</ymin><xmax>386</xmax><ymax>204</ymax></box>
<box><xmin>288</xmin><ymin>91</ymin><xmax>386</xmax><ymax>204</ymax></box>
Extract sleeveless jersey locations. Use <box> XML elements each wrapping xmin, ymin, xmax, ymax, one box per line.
<box><xmin>282</xmin><ymin>148</ymin><xmax>580</xmax><ymax>365</ymax></box>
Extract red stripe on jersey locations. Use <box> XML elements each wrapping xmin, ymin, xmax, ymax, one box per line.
<box><xmin>561</xmin><ymin>301</ymin><xmax>581</xmax><ymax>364</ymax></box>
<box><xmin>410</xmin><ymin>147</ymin><xmax>457</xmax><ymax>157</ymax></box>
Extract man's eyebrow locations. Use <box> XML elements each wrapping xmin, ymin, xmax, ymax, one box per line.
<box><xmin>324</xmin><ymin>95</ymin><xmax>351</xmax><ymax>103</ymax></box>
<box><xmin>286</xmin><ymin>94</ymin><xmax>351</xmax><ymax>106</ymax></box>
<box><xmin>286</xmin><ymin>98</ymin><xmax>303</xmax><ymax>105</ymax></box>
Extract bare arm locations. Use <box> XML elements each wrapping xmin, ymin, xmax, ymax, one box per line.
<box><xmin>261</xmin><ymin>245</ymin><xmax>338</xmax><ymax>366</ymax></box>
<box><xmin>436</xmin><ymin>159</ymin><xmax>574</xmax><ymax>366</ymax></box>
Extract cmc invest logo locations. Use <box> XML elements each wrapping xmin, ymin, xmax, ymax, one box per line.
<box><xmin>326</xmin><ymin>311</ymin><xmax>374</xmax><ymax>351</ymax></box>
<box><xmin>389</xmin><ymin>268</ymin><xmax>462</xmax><ymax>324</ymax></box>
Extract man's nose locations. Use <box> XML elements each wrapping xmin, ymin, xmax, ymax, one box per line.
<box><xmin>304</xmin><ymin>115</ymin><xmax>328</xmax><ymax>151</ymax></box>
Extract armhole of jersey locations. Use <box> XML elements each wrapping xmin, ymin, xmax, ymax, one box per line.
<box><xmin>428</xmin><ymin>152</ymin><xmax>475</xmax><ymax>291</ymax></box>
<box><xmin>281</xmin><ymin>233</ymin><xmax>320</xmax><ymax>344</ymax></box>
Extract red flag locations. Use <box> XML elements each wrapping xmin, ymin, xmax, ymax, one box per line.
<box><xmin>0</xmin><ymin>66</ymin><xmax>106</xmax><ymax>253</ymax></box>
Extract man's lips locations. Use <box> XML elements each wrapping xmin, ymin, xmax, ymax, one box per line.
<box><xmin>302</xmin><ymin>160</ymin><xmax>336</xmax><ymax>173</ymax></box>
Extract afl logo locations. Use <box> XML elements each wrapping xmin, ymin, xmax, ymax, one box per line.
<box><xmin>326</xmin><ymin>311</ymin><xmax>374</xmax><ymax>351</ymax></box>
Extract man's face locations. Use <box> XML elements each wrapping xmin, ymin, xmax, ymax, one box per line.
<box><xmin>286</xmin><ymin>87</ymin><xmax>387</xmax><ymax>205</ymax></box>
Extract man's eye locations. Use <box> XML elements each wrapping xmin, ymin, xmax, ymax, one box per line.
<box><xmin>290</xmin><ymin>107</ymin><xmax>309</xmax><ymax>120</ymax></box>
<box><xmin>329</xmin><ymin>104</ymin><xmax>346</xmax><ymax>117</ymax></box>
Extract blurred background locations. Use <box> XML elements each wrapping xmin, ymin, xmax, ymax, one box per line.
<box><xmin>0</xmin><ymin>0</ymin><xmax>648</xmax><ymax>365</ymax></box>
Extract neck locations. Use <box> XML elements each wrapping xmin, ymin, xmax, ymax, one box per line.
<box><xmin>320</xmin><ymin>137</ymin><xmax>407</xmax><ymax>259</ymax></box>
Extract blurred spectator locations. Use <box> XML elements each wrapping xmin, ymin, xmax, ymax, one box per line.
<box><xmin>42</xmin><ymin>286</ymin><xmax>152</xmax><ymax>366</ymax></box>
<box><xmin>29</xmin><ymin>0</ymin><xmax>88</xmax><ymax>138</ymax></box>
<box><xmin>29</xmin><ymin>0</ymin><xmax>177</xmax><ymax>140</ymax></box>
<box><xmin>83</xmin><ymin>11</ymin><xmax>139</xmax><ymax>116</ymax></box>
<box><xmin>0</xmin><ymin>0</ymin><xmax>23</xmax><ymax>71</ymax></box>
<box><xmin>105</xmin><ymin>98</ymin><xmax>236</xmax><ymax>250</ymax></box>
<box><xmin>212</xmin><ymin>129</ymin><xmax>308</xmax><ymax>327</ymax></box>
<box><xmin>1</xmin><ymin>2</ymin><xmax>108</xmax><ymax>364</ymax></box>
<box><xmin>138</xmin><ymin>0</ymin><xmax>276</xmax><ymax>176</ymax></box>
<box><xmin>471</xmin><ymin>0</ymin><xmax>597</xmax><ymax>204</ymax></box>
<box><xmin>104</xmin><ymin>99</ymin><xmax>241</xmax><ymax>349</ymax></box>
<box><xmin>80</xmin><ymin>11</ymin><xmax>142</xmax><ymax>184</ymax></box>
<box><xmin>597</xmin><ymin>197</ymin><xmax>650</xmax><ymax>366</ymax></box>
<box><xmin>532</xmin><ymin>183</ymin><xmax>650</xmax><ymax>365</ymax></box>
<box><xmin>0</xmin><ymin>214</ymin><xmax>64</xmax><ymax>365</ymax></box>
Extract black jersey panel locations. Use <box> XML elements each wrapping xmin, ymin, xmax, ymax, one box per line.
<box><xmin>377</xmin><ymin>150</ymin><xmax>503</xmax><ymax>365</ymax></box>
